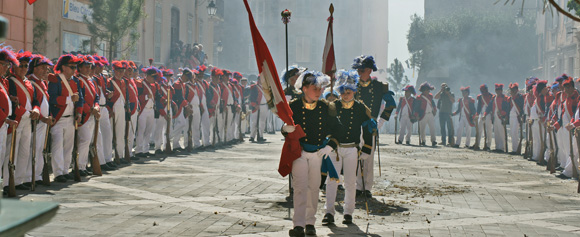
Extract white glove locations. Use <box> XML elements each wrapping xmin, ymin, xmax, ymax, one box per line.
<box><xmin>282</xmin><ymin>124</ymin><xmax>295</xmax><ymax>133</ymax></box>
<box><xmin>359</xmin><ymin>152</ymin><xmax>371</xmax><ymax>161</ymax></box>
<box><xmin>318</xmin><ymin>145</ymin><xmax>333</xmax><ymax>157</ymax></box>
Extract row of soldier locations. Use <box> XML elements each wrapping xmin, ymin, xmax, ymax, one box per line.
<box><xmin>0</xmin><ymin>47</ymin><xmax>272</xmax><ymax>196</ymax></box>
<box><xmin>394</xmin><ymin>75</ymin><xmax>580</xmax><ymax>179</ymax></box>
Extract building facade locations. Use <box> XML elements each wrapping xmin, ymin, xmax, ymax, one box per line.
<box><xmin>31</xmin><ymin>0</ymin><xmax>222</xmax><ymax>67</ymax></box>
<box><xmin>535</xmin><ymin>0</ymin><xmax>579</xmax><ymax>79</ymax></box>
<box><xmin>0</xmin><ymin>0</ymin><xmax>33</xmax><ymax>51</ymax></box>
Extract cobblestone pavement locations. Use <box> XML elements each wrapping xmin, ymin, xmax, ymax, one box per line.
<box><xmin>15</xmin><ymin>133</ymin><xmax>580</xmax><ymax>236</ymax></box>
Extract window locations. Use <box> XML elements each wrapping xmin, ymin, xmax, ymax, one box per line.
<box><xmin>154</xmin><ymin>3</ymin><xmax>162</xmax><ymax>62</ymax></box>
<box><xmin>187</xmin><ymin>14</ymin><xmax>193</xmax><ymax>45</ymax></box>
<box><xmin>171</xmin><ymin>7</ymin><xmax>180</xmax><ymax>44</ymax></box>
<box><xmin>295</xmin><ymin>36</ymin><xmax>311</xmax><ymax>62</ymax></box>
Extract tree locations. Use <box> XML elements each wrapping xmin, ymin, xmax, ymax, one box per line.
<box><xmin>33</xmin><ymin>18</ymin><xmax>50</xmax><ymax>53</ymax></box>
<box><xmin>84</xmin><ymin>0</ymin><xmax>144</xmax><ymax>60</ymax></box>
<box><xmin>387</xmin><ymin>58</ymin><xmax>409</xmax><ymax>96</ymax></box>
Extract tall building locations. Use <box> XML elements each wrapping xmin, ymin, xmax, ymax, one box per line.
<box><xmin>535</xmin><ymin>0</ymin><xmax>578</xmax><ymax>79</ymax></box>
<box><xmin>219</xmin><ymin>0</ymin><xmax>388</xmax><ymax>80</ymax></box>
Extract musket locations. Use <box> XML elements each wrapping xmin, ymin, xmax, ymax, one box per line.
<box><xmin>418</xmin><ymin>118</ymin><xmax>422</xmax><ymax>146</ymax></box>
<box><xmin>503</xmin><ymin>117</ymin><xmax>508</xmax><ymax>153</ymax></box>
<box><xmin>124</xmin><ymin>81</ymin><xmax>132</xmax><ymax>163</ymax></box>
<box><xmin>72</xmin><ymin>116</ymin><xmax>81</xmax><ymax>182</ymax></box>
<box><xmin>41</xmin><ymin>122</ymin><xmax>51</xmax><ymax>186</ymax></box>
<box><xmin>7</xmin><ymin>127</ymin><xmax>16</xmax><ymax>197</ymax></box>
<box><xmin>547</xmin><ymin>122</ymin><xmax>556</xmax><ymax>173</ymax></box>
<box><xmin>165</xmin><ymin>86</ymin><xmax>172</xmax><ymax>153</ymax></box>
<box><xmin>187</xmin><ymin>110</ymin><xmax>194</xmax><ymax>152</ymax></box>
<box><xmin>394</xmin><ymin>115</ymin><xmax>398</xmax><ymax>144</ymax></box>
<box><xmin>473</xmin><ymin>116</ymin><xmax>480</xmax><ymax>150</ymax></box>
<box><xmin>90</xmin><ymin>118</ymin><xmax>102</xmax><ymax>176</ymax></box>
<box><xmin>31</xmin><ymin>120</ymin><xmax>37</xmax><ymax>191</ymax></box>
<box><xmin>224</xmin><ymin>103</ymin><xmax>229</xmax><ymax>143</ymax></box>
<box><xmin>528</xmin><ymin>119</ymin><xmax>534</xmax><ymax>160</ymax></box>
<box><xmin>516</xmin><ymin>115</ymin><xmax>524</xmax><ymax>154</ymax></box>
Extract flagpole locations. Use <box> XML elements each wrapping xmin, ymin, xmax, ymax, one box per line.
<box><xmin>282</xmin><ymin>9</ymin><xmax>291</xmax><ymax>89</ymax></box>
<box><xmin>281</xmin><ymin>8</ymin><xmax>293</xmax><ymax>217</ymax></box>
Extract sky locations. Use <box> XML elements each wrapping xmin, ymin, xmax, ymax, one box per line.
<box><xmin>388</xmin><ymin>0</ymin><xmax>424</xmax><ymax>85</ymax></box>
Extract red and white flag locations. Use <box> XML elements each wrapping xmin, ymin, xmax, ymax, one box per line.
<box><xmin>243</xmin><ymin>0</ymin><xmax>305</xmax><ymax>177</ymax></box>
<box><xmin>322</xmin><ymin>4</ymin><xmax>336</xmax><ymax>77</ymax></box>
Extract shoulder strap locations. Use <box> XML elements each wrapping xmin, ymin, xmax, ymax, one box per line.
<box><xmin>110</xmin><ymin>79</ymin><xmax>124</xmax><ymax>101</ymax></box>
<box><xmin>80</xmin><ymin>77</ymin><xmax>94</xmax><ymax>99</ymax></box>
<box><xmin>58</xmin><ymin>73</ymin><xmax>74</xmax><ymax>96</ymax></box>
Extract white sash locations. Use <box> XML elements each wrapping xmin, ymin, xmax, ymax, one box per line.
<box><xmin>79</xmin><ymin>77</ymin><xmax>94</xmax><ymax>99</ymax></box>
<box><xmin>58</xmin><ymin>73</ymin><xmax>74</xmax><ymax>96</ymax></box>
<box><xmin>403</xmin><ymin>97</ymin><xmax>412</xmax><ymax>116</ymax></box>
<box><xmin>185</xmin><ymin>83</ymin><xmax>196</xmax><ymax>101</ymax></box>
<box><xmin>10</xmin><ymin>77</ymin><xmax>31</xmax><ymax>104</ymax></box>
<box><xmin>510</xmin><ymin>97</ymin><xmax>520</xmax><ymax>117</ymax></box>
<box><xmin>462</xmin><ymin>99</ymin><xmax>470</xmax><ymax>118</ymax></box>
<box><xmin>143</xmin><ymin>82</ymin><xmax>154</xmax><ymax>99</ymax></box>
<box><xmin>110</xmin><ymin>79</ymin><xmax>125</xmax><ymax>102</ymax></box>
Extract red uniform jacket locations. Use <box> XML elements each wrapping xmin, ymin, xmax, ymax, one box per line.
<box><xmin>7</xmin><ymin>74</ymin><xmax>40</xmax><ymax>125</ymax></box>
<box><xmin>77</xmin><ymin>74</ymin><xmax>100</xmax><ymax>125</ymax></box>
<box><xmin>106</xmin><ymin>76</ymin><xmax>127</xmax><ymax>113</ymax></box>
<box><xmin>413</xmin><ymin>93</ymin><xmax>436</xmax><ymax>121</ymax></box>
<box><xmin>125</xmin><ymin>77</ymin><xmax>139</xmax><ymax>115</ymax></box>
<box><xmin>0</xmin><ymin>77</ymin><xmax>11</xmax><ymax>127</ymax></box>
<box><xmin>395</xmin><ymin>96</ymin><xmax>415</xmax><ymax>121</ymax></box>
<box><xmin>28</xmin><ymin>74</ymin><xmax>49</xmax><ymax>121</ymax></box>
<box><xmin>136</xmin><ymin>80</ymin><xmax>157</xmax><ymax>116</ymax></box>
<box><xmin>47</xmin><ymin>73</ymin><xmax>84</xmax><ymax>123</ymax></box>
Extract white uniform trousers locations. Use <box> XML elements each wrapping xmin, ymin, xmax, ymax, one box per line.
<box><xmin>563</xmin><ymin>129</ymin><xmax>578</xmax><ymax>177</ymax></box>
<box><xmin>217</xmin><ymin>109</ymin><xmax>226</xmax><ymax>143</ymax></box>
<box><xmin>398</xmin><ymin>116</ymin><xmax>413</xmax><ymax>143</ymax></box>
<box><xmin>7</xmin><ymin>116</ymin><xmax>32</xmax><ymax>185</ymax></box>
<box><xmin>419</xmin><ymin>112</ymin><xmax>436</xmax><ymax>143</ymax></box>
<box><xmin>476</xmin><ymin>115</ymin><xmax>493</xmax><ymax>148</ymax></box>
<box><xmin>325</xmin><ymin>147</ymin><xmax>357</xmax><ymax>216</ymax></box>
<box><xmin>51</xmin><ymin>116</ymin><xmax>74</xmax><ymax>177</ymax></box>
<box><xmin>356</xmin><ymin>146</ymin><xmax>374</xmax><ymax>191</ymax></box>
<box><xmin>0</xmin><ymin>124</ymin><xmax>9</xmax><ymax>187</ymax></box>
<box><xmin>110</xmin><ymin>100</ymin><xmax>126</xmax><ymax>158</ymax></box>
<box><xmin>227</xmin><ymin>108</ymin><xmax>236</xmax><ymax>142</ymax></box>
<box><xmin>77</xmin><ymin>116</ymin><xmax>95</xmax><ymax>170</ymax></box>
<box><xmin>493</xmin><ymin>113</ymin><xmax>506</xmax><ymax>152</ymax></box>
<box><xmin>509</xmin><ymin>109</ymin><xmax>521</xmax><ymax>152</ymax></box>
<box><xmin>172</xmin><ymin>113</ymin><xmax>187</xmax><ymax>149</ymax></box>
<box><xmin>455</xmin><ymin>114</ymin><xmax>472</xmax><ymax>147</ymax></box>
<box><xmin>154</xmin><ymin>118</ymin><xmax>165</xmax><ymax>150</ymax></box>
<box><xmin>200</xmin><ymin>105</ymin><xmax>211</xmax><ymax>146</ymax></box>
<box><xmin>292</xmin><ymin>150</ymin><xmax>323</xmax><ymax>228</ymax></box>
<box><xmin>531</xmin><ymin>119</ymin><xmax>542</xmax><ymax>161</ymax></box>
<box><xmin>128</xmin><ymin>113</ymin><xmax>138</xmax><ymax>156</ymax></box>
<box><xmin>136</xmin><ymin>109</ymin><xmax>155</xmax><ymax>154</ymax></box>
<box><xmin>250</xmin><ymin>104</ymin><xmax>268</xmax><ymax>139</ymax></box>
<box><xmin>211</xmin><ymin>110</ymin><xmax>223</xmax><ymax>144</ymax></box>
<box><xmin>99</xmin><ymin>107</ymin><xmax>113</xmax><ymax>163</ymax></box>
<box><xmin>29</xmin><ymin>122</ymin><xmax>47</xmax><ymax>182</ymax></box>
<box><xmin>232</xmin><ymin>111</ymin><xmax>241</xmax><ymax>140</ymax></box>
<box><xmin>556</xmin><ymin>128</ymin><xmax>568</xmax><ymax>168</ymax></box>
<box><xmin>191</xmin><ymin>106</ymin><xmax>202</xmax><ymax>148</ymax></box>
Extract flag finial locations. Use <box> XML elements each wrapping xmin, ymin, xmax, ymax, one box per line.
<box><xmin>329</xmin><ymin>4</ymin><xmax>334</xmax><ymax>15</ymax></box>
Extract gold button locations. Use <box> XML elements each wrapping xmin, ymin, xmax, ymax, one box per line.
<box><xmin>347</xmin><ymin>132</ymin><xmax>350</xmax><ymax>134</ymax></box>
<box><xmin>319</xmin><ymin>122</ymin><xmax>322</xmax><ymax>125</ymax></box>
<box><xmin>305</xmin><ymin>138</ymin><xmax>308</xmax><ymax>141</ymax></box>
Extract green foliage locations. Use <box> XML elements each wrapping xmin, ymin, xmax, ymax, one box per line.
<box><xmin>387</xmin><ymin>58</ymin><xmax>410</xmax><ymax>95</ymax></box>
<box><xmin>84</xmin><ymin>0</ymin><xmax>144</xmax><ymax>60</ymax></box>
<box><xmin>406</xmin><ymin>11</ymin><xmax>537</xmax><ymax>89</ymax></box>
<box><xmin>33</xmin><ymin>18</ymin><xmax>50</xmax><ymax>53</ymax></box>
<box><xmin>568</xmin><ymin>0</ymin><xmax>580</xmax><ymax>16</ymax></box>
